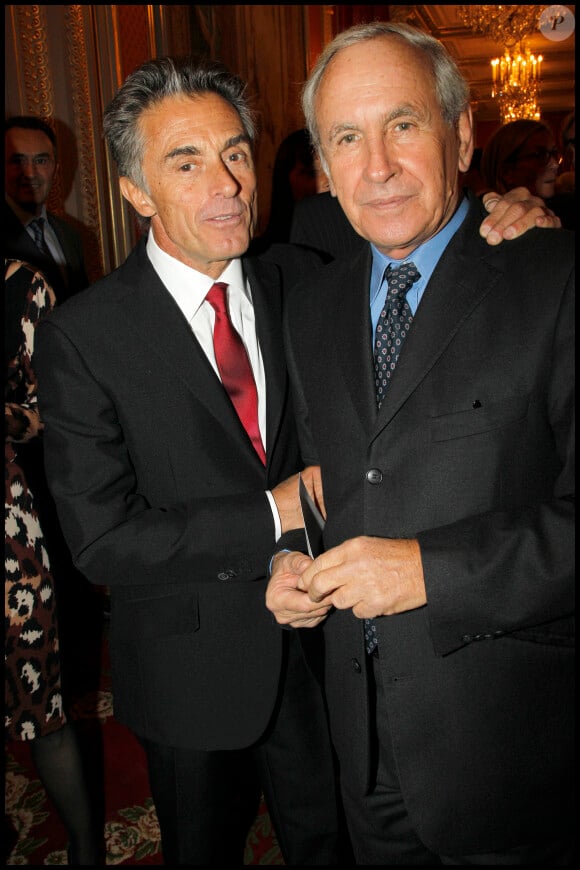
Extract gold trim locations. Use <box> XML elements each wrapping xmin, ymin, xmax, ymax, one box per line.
<box><xmin>65</xmin><ymin>5</ymin><xmax>105</xmax><ymax>280</ymax></box>
<box><xmin>13</xmin><ymin>6</ymin><xmax>66</xmax><ymax>214</ymax></box>
<box><xmin>14</xmin><ymin>5</ymin><xmax>54</xmax><ymax>117</ymax></box>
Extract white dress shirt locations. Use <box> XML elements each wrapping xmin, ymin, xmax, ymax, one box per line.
<box><xmin>146</xmin><ymin>229</ymin><xmax>281</xmax><ymax>538</ymax></box>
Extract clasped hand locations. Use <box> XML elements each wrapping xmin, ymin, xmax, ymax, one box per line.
<box><xmin>266</xmin><ymin>535</ymin><xmax>427</xmax><ymax>629</ymax></box>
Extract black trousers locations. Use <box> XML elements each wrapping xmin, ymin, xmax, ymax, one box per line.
<box><xmin>141</xmin><ymin>631</ymin><xmax>349</xmax><ymax>865</ymax></box>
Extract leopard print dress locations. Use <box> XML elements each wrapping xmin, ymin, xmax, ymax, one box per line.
<box><xmin>5</xmin><ymin>258</ymin><xmax>66</xmax><ymax>741</ymax></box>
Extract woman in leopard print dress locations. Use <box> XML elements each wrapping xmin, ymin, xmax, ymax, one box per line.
<box><xmin>5</xmin><ymin>258</ymin><xmax>103</xmax><ymax>863</ymax></box>
<box><xmin>5</xmin><ymin>257</ymin><xmax>63</xmax><ymax>740</ymax></box>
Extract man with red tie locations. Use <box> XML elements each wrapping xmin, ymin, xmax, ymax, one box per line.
<box><xmin>34</xmin><ymin>56</ymin><xmax>347</xmax><ymax>867</ymax></box>
<box><xmin>35</xmin><ymin>55</ymin><xmax>557</xmax><ymax>866</ymax></box>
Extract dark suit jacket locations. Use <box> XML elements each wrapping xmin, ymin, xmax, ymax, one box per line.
<box><xmin>290</xmin><ymin>190</ymin><xmax>366</xmax><ymax>262</ymax></box>
<box><xmin>34</xmin><ymin>237</ymin><xmax>316</xmax><ymax>750</ymax></box>
<box><xmin>5</xmin><ymin>201</ymin><xmax>89</xmax><ymax>302</ymax></box>
<box><xmin>281</xmin><ymin>192</ymin><xmax>574</xmax><ymax>854</ymax></box>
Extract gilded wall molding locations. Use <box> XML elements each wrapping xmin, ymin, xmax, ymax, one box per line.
<box><xmin>64</xmin><ymin>5</ymin><xmax>105</xmax><ymax>280</ymax></box>
<box><xmin>13</xmin><ymin>5</ymin><xmax>66</xmax><ymax>215</ymax></box>
<box><xmin>13</xmin><ymin>5</ymin><xmax>54</xmax><ymax>117</ymax></box>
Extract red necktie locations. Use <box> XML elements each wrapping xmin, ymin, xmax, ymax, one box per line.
<box><xmin>206</xmin><ymin>282</ymin><xmax>266</xmax><ymax>465</ymax></box>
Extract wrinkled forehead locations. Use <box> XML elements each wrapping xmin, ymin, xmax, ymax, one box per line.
<box><xmin>316</xmin><ymin>36</ymin><xmax>436</xmax><ymax>118</ymax></box>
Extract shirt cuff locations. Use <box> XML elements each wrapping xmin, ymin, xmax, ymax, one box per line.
<box><xmin>265</xmin><ymin>489</ymin><xmax>282</xmax><ymax>541</ymax></box>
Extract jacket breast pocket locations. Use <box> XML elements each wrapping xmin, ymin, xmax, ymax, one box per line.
<box><xmin>430</xmin><ymin>395</ymin><xmax>529</xmax><ymax>442</ymax></box>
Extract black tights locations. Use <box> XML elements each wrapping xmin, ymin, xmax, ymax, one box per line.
<box><xmin>30</xmin><ymin>722</ymin><xmax>104</xmax><ymax>864</ymax></box>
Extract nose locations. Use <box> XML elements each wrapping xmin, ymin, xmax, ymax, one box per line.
<box><xmin>364</xmin><ymin>138</ymin><xmax>394</xmax><ymax>183</ymax></box>
<box><xmin>209</xmin><ymin>158</ymin><xmax>240</xmax><ymax>196</ymax></box>
<box><xmin>20</xmin><ymin>158</ymin><xmax>37</xmax><ymax>177</ymax></box>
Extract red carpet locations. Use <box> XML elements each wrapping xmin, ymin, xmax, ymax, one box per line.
<box><xmin>5</xmin><ymin>612</ymin><xmax>283</xmax><ymax>865</ymax></box>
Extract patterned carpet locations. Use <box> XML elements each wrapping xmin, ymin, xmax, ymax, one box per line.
<box><xmin>5</xmin><ymin>607</ymin><xmax>283</xmax><ymax>866</ymax></box>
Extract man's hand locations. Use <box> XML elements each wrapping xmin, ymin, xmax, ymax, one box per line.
<box><xmin>480</xmin><ymin>187</ymin><xmax>561</xmax><ymax>245</ymax></box>
<box><xmin>271</xmin><ymin>465</ymin><xmax>324</xmax><ymax>532</ymax></box>
<box><xmin>299</xmin><ymin>536</ymin><xmax>426</xmax><ymax>618</ymax></box>
<box><xmin>266</xmin><ymin>550</ymin><xmax>334</xmax><ymax>627</ymax></box>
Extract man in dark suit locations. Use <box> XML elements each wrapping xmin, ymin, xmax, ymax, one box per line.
<box><xmin>34</xmin><ymin>58</ymin><xmax>346</xmax><ymax>865</ymax></box>
<box><xmin>267</xmin><ymin>22</ymin><xmax>574</xmax><ymax>865</ymax></box>
<box><xmin>5</xmin><ymin>115</ymin><xmax>88</xmax><ymax>303</ymax></box>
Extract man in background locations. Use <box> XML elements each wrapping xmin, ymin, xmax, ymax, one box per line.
<box><xmin>5</xmin><ymin>115</ymin><xmax>89</xmax><ymax>303</ymax></box>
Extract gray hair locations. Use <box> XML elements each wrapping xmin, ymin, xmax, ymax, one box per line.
<box><xmin>302</xmin><ymin>21</ymin><xmax>470</xmax><ymax>163</ymax></box>
<box><xmin>103</xmin><ymin>56</ymin><xmax>256</xmax><ymax>192</ymax></box>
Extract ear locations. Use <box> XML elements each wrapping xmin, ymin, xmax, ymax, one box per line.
<box><xmin>119</xmin><ymin>176</ymin><xmax>157</xmax><ymax>217</ymax></box>
<box><xmin>457</xmin><ymin>106</ymin><xmax>475</xmax><ymax>174</ymax></box>
<box><xmin>316</xmin><ymin>149</ymin><xmax>337</xmax><ymax>197</ymax></box>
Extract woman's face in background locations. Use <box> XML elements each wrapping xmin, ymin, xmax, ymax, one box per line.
<box><xmin>502</xmin><ymin>129</ymin><xmax>561</xmax><ymax>199</ymax></box>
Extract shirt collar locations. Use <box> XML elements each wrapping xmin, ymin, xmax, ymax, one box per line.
<box><xmin>370</xmin><ymin>194</ymin><xmax>469</xmax><ymax>305</ymax></box>
<box><xmin>146</xmin><ymin>228</ymin><xmax>247</xmax><ymax>322</ymax></box>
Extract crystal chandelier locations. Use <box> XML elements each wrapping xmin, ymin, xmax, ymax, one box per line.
<box><xmin>490</xmin><ymin>45</ymin><xmax>543</xmax><ymax>124</ymax></box>
<box><xmin>458</xmin><ymin>6</ymin><xmax>544</xmax><ymax>123</ymax></box>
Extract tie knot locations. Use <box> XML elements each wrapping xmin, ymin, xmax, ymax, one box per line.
<box><xmin>205</xmin><ymin>281</ymin><xmax>229</xmax><ymax>314</ymax></box>
<box><xmin>385</xmin><ymin>261</ymin><xmax>420</xmax><ymax>301</ymax></box>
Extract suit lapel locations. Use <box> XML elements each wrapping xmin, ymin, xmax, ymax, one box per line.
<box><xmin>372</xmin><ymin>200</ymin><xmax>503</xmax><ymax>435</ymax></box>
<box><xmin>115</xmin><ymin>242</ymin><xmax>285</xmax><ymax>464</ymax></box>
<box><xmin>332</xmin><ymin>247</ymin><xmax>380</xmax><ymax>435</ymax></box>
<box><xmin>47</xmin><ymin>216</ymin><xmax>75</xmax><ymax>269</ymax></box>
<box><xmin>5</xmin><ymin>205</ymin><xmax>44</xmax><ymax>264</ymax></box>
<box><xmin>117</xmin><ymin>241</ymin><xmax>247</xmax><ymax>435</ymax></box>
<box><xmin>243</xmin><ymin>256</ymin><xmax>286</xmax><ymax>452</ymax></box>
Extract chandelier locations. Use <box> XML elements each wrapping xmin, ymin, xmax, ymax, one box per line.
<box><xmin>490</xmin><ymin>46</ymin><xmax>542</xmax><ymax>123</ymax></box>
<box><xmin>458</xmin><ymin>6</ymin><xmax>543</xmax><ymax>124</ymax></box>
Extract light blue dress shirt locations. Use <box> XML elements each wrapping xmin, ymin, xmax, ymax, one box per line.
<box><xmin>369</xmin><ymin>195</ymin><xmax>469</xmax><ymax>335</ymax></box>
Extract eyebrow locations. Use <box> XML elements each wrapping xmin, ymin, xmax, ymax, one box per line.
<box><xmin>9</xmin><ymin>150</ymin><xmax>52</xmax><ymax>160</ymax></box>
<box><xmin>327</xmin><ymin>105</ymin><xmax>424</xmax><ymax>143</ymax></box>
<box><xmin>327</xmin><ymin>122</ymin><xmax>357</xmax><ymax>144</ymax></box>
<box><xmin>163</xmin><ymin>133</ymin><xmax>251</xmax><ymax>163</ymax></box>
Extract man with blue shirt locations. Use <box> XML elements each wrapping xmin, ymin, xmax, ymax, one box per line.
<box><xmin>266</xmin><ymin>21</ymin><xmax>574</xmax><ymax>866</ymax></box>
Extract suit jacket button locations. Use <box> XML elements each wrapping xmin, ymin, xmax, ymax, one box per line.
<box><xmin>366</xmin><ymin>468</ymin><xmax>383</xmax><ymax>485</ymax></box>
<box><xmin>217</xmin><ymin>571</ymin><xmax>231</xmax><ymax>581</ymax></box>
<box><xmin>351</xmin><ymin>658</ymin><xmax>362</xmax><ymax>673</ymax></box>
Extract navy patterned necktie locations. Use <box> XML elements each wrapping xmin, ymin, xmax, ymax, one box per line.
<box><xmin>29</xmin><ymin>217</ymin><xmax>53</xmax><ymax>259</ymax></box>
<box><xmin>373</xmin><ymin>261</ymin><xmax>421</xmax><ymax>409</ymax></box>
<box><xmin>366</xmin><ymin>261</ymin><xmax>421</xmax><ymax>655</ymax></box>
<box><xmin>206</xmin><ymin>281</ymin><xmax>266</xmax><ymax>465</ymax></box>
